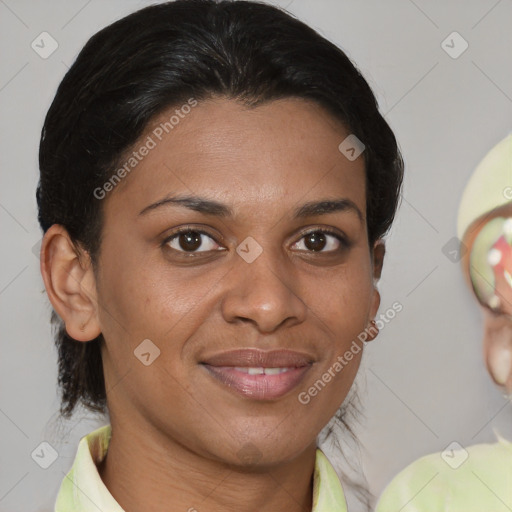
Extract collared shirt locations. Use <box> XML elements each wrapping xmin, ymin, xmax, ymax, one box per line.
<box><xmin>55</xmin><ymin>424</ymin><xmax>348</xmax><ymax>511</ymax></box>
<box><xmin>376</xmin><ymin>435</ymin><xmax>512</xmax><ymax>512</ymax></box>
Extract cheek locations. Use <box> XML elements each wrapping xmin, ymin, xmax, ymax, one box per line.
<box><xmin>305</xmin><ymin>251</ymin><xmax>373</xmax><ymax>332</ymax></box>
<box><xmin>296</xmin><ymin>252</ymin><xmax>372</xmax><ymax>395</ymax></box>
<box><xmin>95</xmin><ymin>248</ymin><xmax>227</xmax><ymax>370</ymax></box>
<box><xmin>93</xmin><ymin>259</ymin><xmax>157</xmax><ymax>363</ymax></box>
<box><xmin>95</xmin><ymin>240</ymin><xmax>183</xmax><ymax>327</ymax></box>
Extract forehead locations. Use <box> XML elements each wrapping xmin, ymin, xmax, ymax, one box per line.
<box><xmin>105</xmin><ymin>96</ymin><xmax>367</xmax><ymax>219</ymax></box>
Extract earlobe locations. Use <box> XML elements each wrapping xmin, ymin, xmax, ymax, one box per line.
<box><xmin>40</xmin><ymin>225</ymin><xmax>101</xmax><ymax>342</ymax></box>
<box><xmin>367</xmin><ymin>240</ymin><xmax>385</xmax><ymax>341</ymax></box>
<box><xmin>366</xmin><ymin>290</ymin><xmax>381</xmax><ymax>342</ymax></box>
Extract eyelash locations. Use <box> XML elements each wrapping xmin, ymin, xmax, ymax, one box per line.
<box><xmin>161</xmin><ymin>226</ymin><xmax>350</xmax><ymax>255</ymax></box>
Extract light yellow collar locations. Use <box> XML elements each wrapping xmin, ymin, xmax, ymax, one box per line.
<box><xmin>55</xmin><ymin>424</ymin><xmax>348</xmax><ymax>512</ymax></box>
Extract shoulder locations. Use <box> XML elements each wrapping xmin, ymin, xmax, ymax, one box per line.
<box><xmin>376</xmin><ymin>438</ymin><xmax>512</xmax><ymax>512</ymax></box>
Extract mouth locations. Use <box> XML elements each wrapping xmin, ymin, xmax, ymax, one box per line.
<box><xmin>200</xmin><ymin>349</ymin><xmax>314</xmax><ymax>401</ymax></box>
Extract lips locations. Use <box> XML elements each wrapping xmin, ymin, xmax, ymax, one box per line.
<box><xmin>200</xmin><ymin>349</ymin><xmax>313</xmax><ymax>401</ymax></box>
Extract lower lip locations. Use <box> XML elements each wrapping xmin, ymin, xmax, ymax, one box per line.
<box><xmin>202</xmin><ymin>365</ymin><xmax>312</xmax><ymax>400</ymax></box>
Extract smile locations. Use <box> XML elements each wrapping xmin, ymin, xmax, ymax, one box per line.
<box><xmin>200</xmin><ymin>349</ymin><xmax>314</xmax><ymax>400</ymax></box>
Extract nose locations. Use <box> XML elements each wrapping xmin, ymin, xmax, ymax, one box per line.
<box><xmin>220</xmin><ymin>247</ymin><xmax>308</xmax><ymax>333</ymax></box>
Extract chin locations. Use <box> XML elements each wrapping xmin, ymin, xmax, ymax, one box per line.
<box><xmin>207</xmin><ymin>433</ymin><xmax>314</xmax><ymax>470</ymax></box>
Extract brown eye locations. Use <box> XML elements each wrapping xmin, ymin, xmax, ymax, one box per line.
<box><xmin>292</xmin><ymin>230</ymin><xmax>344</xmax><ymax>253</ymax></box>
<box><xmin>304</xmin><ymin>232</ymin><xmax>326</xmax><ymax>251</ymax></box>
<box><xmin>166</xmin><ymin>230</ymin><xmax>221</xmax><ymax>253</ymax></box>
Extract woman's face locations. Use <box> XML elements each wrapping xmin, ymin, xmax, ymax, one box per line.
<box><xmin>90</xmin><ymin>97</ymin><xmax>381</xmax><ymax>466</ymax></box>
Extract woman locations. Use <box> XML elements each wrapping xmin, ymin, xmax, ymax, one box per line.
<box><xmin>376</xmin><ymin>133</ymin><xmax>512</xmax><ymax>511</ymax></box>
<box><xmin>36</xmin><ymin>1</ymin><xmax>404</xmax><ymax>510</ymax></box>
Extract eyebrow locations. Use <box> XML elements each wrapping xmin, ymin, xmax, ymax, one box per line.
<box><xmin>138</xmin><ymin>194</ymin><xmax>363</xmax><ymax>222</ymax></box>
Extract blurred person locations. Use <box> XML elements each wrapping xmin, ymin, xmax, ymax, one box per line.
<box><xmin>377</xmin><ymin>133</ymin><xmax>512</xmax><ymax>512</ymax></box>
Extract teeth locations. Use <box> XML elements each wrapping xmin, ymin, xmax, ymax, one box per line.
<box><xmin>264</xmin><ymin>368</ymin><xmax>289</xmax><ymax>375</ymax></box>
<box><xmin>234</xmin><ymin>367</ymin><xmax>291</xmax><ymax>375</ymax></box>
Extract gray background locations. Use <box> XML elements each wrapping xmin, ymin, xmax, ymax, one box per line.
<box><xmin>1</xmin><ymin>0</ymin><xmax>512</xmax><ymax>510</ymax></box>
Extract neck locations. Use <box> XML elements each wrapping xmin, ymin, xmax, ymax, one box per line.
<box><xmin>97</xmin><ymin>415</ymin><xmax>317</xmax><ymax>512</ymax></box>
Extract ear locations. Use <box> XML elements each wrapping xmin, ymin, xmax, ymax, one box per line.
<box><xmin>482</xmin><ymin>308</ymin><xmax>512</xmax><ymax>392</ymax></box>
<box><xmin>40</xmin><ymin>225</ymin><xmax>101</xmax><ymax>342</ymax></box>
<box><xmin>367</xmin><ymin>239</ymin><xmax>385</xmax><ymax>341</ymax></box>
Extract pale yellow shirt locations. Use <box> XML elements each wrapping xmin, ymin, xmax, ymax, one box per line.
<box><xmin>54</xmin><ymin>424</ymin><xmax>348</xmax><ymax>511</ymax></box>
<box><xmin>376</xmin><ymin>436</ymin><xmax>512</xmax><ymax>511</ymax></box>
